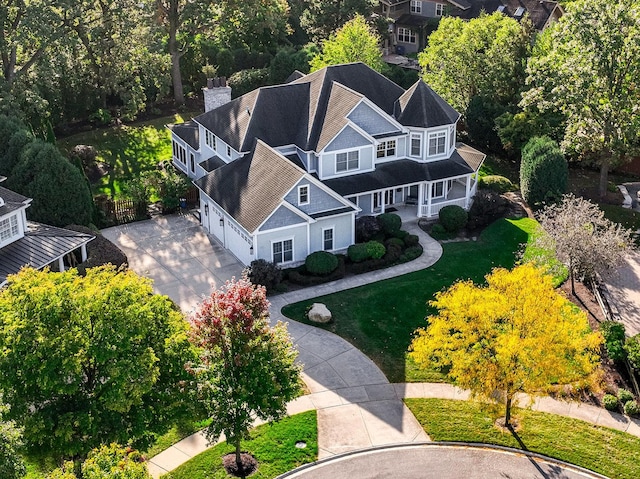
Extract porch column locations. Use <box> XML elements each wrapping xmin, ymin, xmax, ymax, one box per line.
<box><xmin>427</xmin><ymin>182</ymin><xmax>433</xmax><ymax>218</ymax></box>
<box><xmin>81</xmin><ymin>244</ymin><xmax>88</xmax><ymax>262</ymax></box>
<box><xmin>58</xmin><ymin>256</ymin><xmax>65</xmax><ymax>272</ymax></box>
<box><xmin>465</xmin><ymin>175</ymin><xmax>471</xmax><ymax>208</ymax></box>
<box><xmin>417</xmin><ymin>184</ymin><xmax>424</xmax><ymax>217</ymax></box>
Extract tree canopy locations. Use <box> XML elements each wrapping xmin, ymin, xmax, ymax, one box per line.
<box><xmin>310</xmin><ymin>15</ymin><xmax>384</xmax><ymax>73</ymax></box>
<box><xmin>189</xmin><ymin>277</ymin><xmax>302</xmax><ymax>473</ymax></box>
<box><xmin>300</xmin><ymin>0</ymin><xmax>376</xmax><ymax>43</ymax></box>
<box><xmin>410</xmin><ymin>264</ymin><xmax>602</xmax><ymax>425</ymax></box>
<box><xmin>0</xmin><ymin>266</ymin><xmax>197</xmax><ymax>459</ymax></box>
<box><xmin>0</xmin><ymin>393</ymin><xmax>25</xmax><ymax>479</ymax></box>
<box><xmin>522</xmin><ymin>0</ymin><xmax>640</xmax><ymax>198</ymax></box>
<box><xmin>533</xmin><ymin>194</ymin><xmax>633</xmax><ymax>293</ymax></box>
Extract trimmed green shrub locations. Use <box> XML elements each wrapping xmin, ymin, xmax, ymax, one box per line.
<box><xmin>439</xmin><ymin>205</ymin><xmax>468</xmax><ymax>233</ymax></box>
<box><xmin>383</xmin><ymin>243</ymin><xmax>403</xmax><ymax>263</ymax></box>
<box><xmin>348</xmin><ymin>243</ymin><xmax>370</xmax><ymax>263</ymax></box>
<box><xmin>618</xmin><ymin>389</ymin><xmax>634</xmax><ymax>404</ymax></box>
<box><xmin>395</xmin><ymin>230</ymin><xmax>409</xmax><ymax>240</ymax></box>
<box><xmin>429</xmin><ymin>223</ymin><xmax>448</xmax><ymax>240</ymax></box>
<box><xmin>624</xmin><ymin>335</ymin><xmax>640</xmax><ymax>369</ymax></box>
<box><xmin>601</xmin><ymin>321</ymin><xmax>627</xmax><ymax>362</ymax></box>
<box><xmin>2</xmin><ymin>129</ymin><xmax>33</xmax><ymax>175</ymax></box>
<box><xmin>377</xmin><ymin>213</ymin><xmax>402</xmax><ymax>237</ymax></box>
<box><xmin>288</xmin><ymin>257</ymin><xmax>345</xmax><ymax>285</ymax></box>
<box><xmin>479</xmin><ymin>175</ymin><xmax>515</xmax><ymax>193</ymax></box>
<box><xmin>385</xmin><ymin>237</ymin><xmax>405</xmax><ymax>249</ymax></box>
<box><xmin>305</xmin><ymin>251</ymin><xmax>339</xmax><ymax>275</ymax></box>
<box><xmin>247</xmin><ymin>259</ymin><xmax>282</xmax><ymax>294</ymax></box>
<box><xmin>602</xmin><ymin>394</ymin><xmax>618</xmax><ymax>411</ymax></box>
<box><xmin>399</xmin><ymin>245</ymin><xmax>423</xmax><ymax>263</ymax></box>
<box><xmin>520</xmin><ymin>136</ymin><xmax>567</xmax><ymax>207</ymax></box>
<box><xmin>624</xmin><ymin>400</ymin><xmax>640</xmax><ymax>416</ymax></box>
<box><xmin>356</xmin><ymin>216</ymin><xmax>383</xmax><ymax>242</ymax></box>
<box><xmin>228</xmin><ymin>68</ymin><xmax>270</xmax><ymax>97</ymax></box>
<box><xmin>366</xmin><ymin>241</ymin><xmax>386</xmax><ymax>260</ymax></box>
<box><xmin>404</xmin><ymin>234</ymin><xmax>419</xmax><ymax>247</ymax></box>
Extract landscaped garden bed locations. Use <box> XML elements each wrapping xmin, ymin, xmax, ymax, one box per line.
<box><xmin>405</xmin><ymin>398</ymin><xmax>640</xmax><ymax>479</ymax></box>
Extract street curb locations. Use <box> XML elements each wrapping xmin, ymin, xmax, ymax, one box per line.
<box><xmin>275</xmin><ymin>442</ymin><xmax>609</xmax><ymax>479</ymax></box>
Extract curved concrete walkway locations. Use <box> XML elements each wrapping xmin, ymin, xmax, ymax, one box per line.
<box><xmin>277</xmin><ymin>443</ymin><xmax>608</xmax><ymax>479</ymax></box>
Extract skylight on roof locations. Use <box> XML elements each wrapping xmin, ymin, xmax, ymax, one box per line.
<box><xmin>514</xmin><ymin>6</ymin><xmax>525</xmax><ymax>16</ymax></box>
<box><xmin>496</xmin><ymin>5</ymin><xmax>505</xmax><ymax>12</ymax></box>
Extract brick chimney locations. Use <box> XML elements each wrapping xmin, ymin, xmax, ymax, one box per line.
<box><xmin>203</xmin><ymin>77</ymin><xmax>232</xmax><ymax>113</ymax></box>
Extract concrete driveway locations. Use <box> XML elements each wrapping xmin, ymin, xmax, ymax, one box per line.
<box><xmin>101</xmin><ymin>213</ymin><xmax>244</xmax><ymax>313</ymax></box>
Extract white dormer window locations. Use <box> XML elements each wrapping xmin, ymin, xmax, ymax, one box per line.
<box><xmin>298</xmin><ymin>185</ymin><xmax>309</xmax><ymax>205</ymax></box>
<box><xmin>205</xmin><ymin>130</ymin><xmax>216</xmax><ymax>150</ymax></box>
<box><xmin>449</xmin><ymin>125</ymin><xmax>455</xmax><ymax>148</ymax></box>
<box><xmin>226</xmin><ymin>145</ymin><xmax>232</xmax><ymax>157</ymax></box>
<box><xmin>436</xmin><ymin>4</ymin><xmax>445</xmax><ymax>16</ymax></box>
<box><xmin>410</xmin><ymin>0</ymin><xmax>422</xmax><ymax>13</ymax></box>
<box><xmin>376</xmin><ymin>140</ymin><xmax>396</xmax><ymax>158</ymax></box>
<box><xmin>336</xmin><ymin>151</ymin><xmax>359</xmax><ymax>172</ymax></box>
<box><xmin>428</xmin><ymin>131</ymin><xmax>446</xmax><ymax>156</ymax></box>
<box><xmin>0</xmin><ymin>214</ymin><xmax>19</xmax><ymax>243</ymax></box>
<box><xmin>410</xmin><ymin>133</ymin><xmax>422</xmax><ymax>157</ymax></box>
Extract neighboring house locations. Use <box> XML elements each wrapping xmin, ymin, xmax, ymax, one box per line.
<box><xmin>379</xmin><ymin>0</ymin><xmax>563</xmax><ymax>54</ymax></box>
<box><xmin>0</xmin><ymin>177</ymin><xmax>94</xmax><ymax>286</ymax></box>
<box><xmin>169</xmin><ymin>63</ymin><xmax>485</xmax><ymax>267</ymax></box>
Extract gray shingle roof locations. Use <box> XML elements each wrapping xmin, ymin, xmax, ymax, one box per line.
<box><xmin>167</xmin><ymin>120</ymin><xmax>199</xmax><ymax>149</ymax></box>
<box><xmin>199</xmin><ymin>155</ymin><xmax>226</xmax><ymax>173</ymax></box>
<box><xmin>448</xmin><ymin>0</ymin><xmax>561</xmax><ymax>31</ymax></box>
<box><xmin>316</xmin><ymin>83</ymin><xmax>364</xmax><ymax>152</ymax></box>
<box><xmin>394</xmin><ymin>81</ymin><xmax>461</xmax><ymax>128</ymax></box>
<box><xmin>0</xmin><ymin>223</ymin><xmax>94</xmax><ymax>285</ymax></box>
<box><xmin>323</xmin><ymin>143</ymin><xmax>485</xmax><ymax>196</ymax></box>
<box><xmin>194</xmin><ymin>140</ymin><xmax>306</xmax><ymax>233</ymax></box>
<box><xmin>0</xmin><ymin>186</ymin><xmax>30</xmax><ymax>216</ymax></box>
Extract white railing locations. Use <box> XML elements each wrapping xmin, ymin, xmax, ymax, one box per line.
<box><xmin>420</xmin><ymin>197</ymin><xmax>467</xmax><ymax>218</ymax></box>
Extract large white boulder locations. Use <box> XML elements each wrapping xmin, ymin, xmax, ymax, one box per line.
<box><xmin>308</xmin><ymin>303</ymin><xmax>332</xmax><ymax>324</ymax></box>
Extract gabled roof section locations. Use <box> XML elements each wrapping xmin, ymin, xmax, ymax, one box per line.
<box><xmin>291</xmin><ymin>63</ymin><xmax>405</xmax><ymax>150</ymax></box>
<box><xmin>316</xmin><ymin>83</ymin><xmax>364</xmax><ymax>152</ymax></box>
<box><xmin>394</xmin><ymin>81</ymin><xmax>461</xmax><ymax>128</ymax></box>
<box><xmin>0</xmin><ymin>185</ymin><xmax>30</xmax><ymax>216</ymax></box>
<box><xmin>285</xmin><ymin>70</ymin><xmax>305</xmax><ymax>83</ymax></box>
<box><xmin>168</xmin><ymin>120</ymin><xmax>199</xmax><ymax>149</ymax></box>
<box><xmin>194</xmin><ymin>140</ymin><xmax>305</xmax><ymax>233</ymax></box>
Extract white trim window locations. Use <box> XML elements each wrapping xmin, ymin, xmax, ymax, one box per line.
<box><xmin>298</xmin><ymin>184</ymin><xmax>309</xmax><ymax>205</ymax></box>
<box><xmin>205</xmin><ymin>130</ymin><xmax>216</xmax><ymax>150</ymax></box>
<box><xmin>410</xmin><ymin>0</ymin><xmax>422</xmax><ymax>13</ymax></box>
<box><xmin>323</xmin><ymin>227</ymin><xmax>334</xmax><ymax>251</ymax></box>
<box><xmin>436</xmin><ymin>3</ymin><xmax>445</xmax><ymax>16</ymax></box>
<box><xmin>428</xmin><ymin>131</ymin><xmax>446</xmax><ymax>156</ymax></box>
<box><xmin>397</xmin><ymin>27</ymin><xmax>416</xmax><ymax>44</ymax></box>
<box><xmin>431</xmin><ymin>181</ymin><xmax>445</xmax><ymax>198</ymax></box>
<box><xmin>376</xmin><ymin>140</ymin><xmax>396</xmax><ymax>158</ymax></box>
<box><xmin>189</xmin><ymin>153</ymin><xmax>195</xmax><ymax>173</ymax></box>
<box><xmin>336</xmin><ymin>150</ymin><xmax>359</xmax><ymax>172</ymax></box>
<box><xmin>272</xmin><ymin>239</ymin><xmax>293</xmax><ymax>264</ymax></box>
<box><xmin>0</xmin><ymin>214</ymin><xmax>19</xmax><ymax>243</ymax></box>
<box><xmin>410</xmin><ymin>133</ymin><xmax>422</xmax><ymax>157</ymax></box>
<box><xmin>173</xmin><ymin>141</ymin><xmax>186</xmax><ymax>165</ymax></box>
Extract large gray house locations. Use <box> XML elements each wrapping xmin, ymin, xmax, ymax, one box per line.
<box><xmin>169</xmin><ymin>63</ymin><xmax>484</xmax><ymax>266</ymax></box>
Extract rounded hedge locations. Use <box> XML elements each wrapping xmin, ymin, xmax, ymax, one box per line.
<box><xmin>404</xmin><ymin>234</ymin><xmax>419</xmax><ymax>247</ymax></box>
<box><xmin>439</xmin><ymin>205</ymin><xmax>468</xmax><ymax>233</ymax></box>
<box><xmin>618</xmin><ymin>388</ymin><xmax>634</xmax><ymax>404</ymax></box>
<box><xmin>520</xmin><ymin>136</ymin><xmax>567</xmax><ymax>207</ymax></box>
<box><xmin>479</xmin><ymin>175</ymin><xmax>515</xmax><ymax>193</ymax></box>
<box><xmin>377</xmin><ymin>213</ymin><xmax>402</xmax><ymax>237</ymax></box>
<box><xmin>624</xmin><ymin>400</ymin><xmax>640</xmax><ymax>416</ymax></box>
<box><xmin>305</xmin><ymin>251</ymin><xmax>339</xmax><ymax>275</ymax></box>
<box><xmin>348</xmin><ymin>243</ymin><xmax>370</xmax><ymax>263</ymax></box>
<box><xmin>602</xmin><ymin>393</ymin><xmax>618</xmax><ymax>411</ymax></box>
<box><xmin>366</xmin><ymin>241</ymin><xmax>386</xmax><ymax>260</ymax></box>
<box><xmin>385</xmin><ymin>237</ymin><xmax>405</xmax><ymax>249</ymax></box>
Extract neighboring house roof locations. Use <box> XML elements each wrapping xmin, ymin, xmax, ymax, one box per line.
<box><xmin>395</xmin><ymin>13</ymin><xmax>433</xmax><ymax>28</ymax></box>
<box><xmin>0</xmin><ymin>222</ymin><xmax>94</xmax><ymax>285</ymax></box>
<box><xmin>324</xmin><ymin>143</ymin><xmax>485</xmax><ymax>196</ymax></box>
<box><xmin>285</xmin><ymin>70</ymin><xmax>305</xmax><ymax>83</ymax></box>
<box><xmin>448</xmin><ymin>0</ymin><xmax>562</xmax><ymax>31</ymax></box>
<box><xmin>0</xmin><ymin>186</ymin><xmax>30</xmax><ymax>216</ymax></box>
<box><xmin>395</xmin><ymin>81</ymin><xmax>461</xmax><ymax>128</ymax></box>
<box><xmin>199</xmin><ymin>155</ymin><xmax>227</xmax><ymax>173</ymax></box>
<box><xmin>194</xmin><ymin>140</ymin><xmax>306</xmax><ymax>233</ymax></box>
<box><xmin>167</xmin><ymin>120</ymin><xmax>199</xmax><ymax>149</ymax></box>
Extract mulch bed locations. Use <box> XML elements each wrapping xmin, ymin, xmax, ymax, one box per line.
<box><xmin>222</xmin><ymin>452</ymin><xmax>258</xmax><ymax>477</ymax></box>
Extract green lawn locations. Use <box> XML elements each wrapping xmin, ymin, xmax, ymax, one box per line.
<box><xmin>163</xmin><ymin>411</ymin><xmax>318</xmax><ymax>479</ymax></box>
<box><xmin>57</xmin><ymin>112</ymin><xmax>199</xmax><ymax>198</ymax></box>
<box><xmin>406</xmin><ymin>398</ymin><xmax>640</xmax><ymax>479</ymax></box>
<box><xmin>282</xmin><ymin>217</ymin><xmax>539</xmax><ymax>383</ymax></box>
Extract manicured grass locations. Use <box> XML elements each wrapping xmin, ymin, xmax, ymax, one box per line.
<box><xmin>282</xmin><ymin>218</ymin><xmax>539</xmax><ymax>383</ymax></box>
<box><xmin>405</xmin><ymin>398</ymin><xmax>640</xmax><ymax>479</ymax></box>
<box><xmin>57</xmin><ymin>112</ymin><xmax>199</xmax><ymax>198</ymax></box>
<box><xmin>143</xmin><ymin>418</ymin><xmax>212</xmax><ymax>459</ymax></box>
<box><xmin>163</xmin><ymin>411</ymin><xmax>318</xmax><ymax>479</ymax></box>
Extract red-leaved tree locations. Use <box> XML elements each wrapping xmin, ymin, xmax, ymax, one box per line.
<box><xmin>189</xmin><ymin>277</ymin><xmax>302</xmax><ymax>475</ymax></box>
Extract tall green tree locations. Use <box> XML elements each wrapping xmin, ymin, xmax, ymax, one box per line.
<box><xmin>189</xmin><ymin>277</ymin><xmax>301</xmax><ymax>475</ymax></box>
<box><xmin>0</xmin><ymin>393</ymin><xmax>25</xmax><ymax>479</ymax></box>
<box><xmin>0</xmin><ymin>266</ymin><xmax>197</xmax><ymax>459</ymax></box>
<box><xmin>301</xmin><ymin>0</ymin><xmax>376</xmax><ymax>43</ymax></box>
<box><xmin>410</xmin><ymin>264</ymin><xmax>602</xmax><ymax>426</ymax></box>
<box><xmin>419</xmin><ymin>12</ymin><xmax>532</xmax><ymax>115</ymax></box>
<box><xmin>520</xmin><ymin>136</ymin><xmax>567</xmax><ymax>207</ymax></box>
<box><xmin>310</xmin><ymin>15</ymin><xmax>384</xmax><ymax>72</ymax></box>
<box><xmin>522</xmin><ymin>0</ymin><xmax>640</xmax><ymax>198</ymax></box>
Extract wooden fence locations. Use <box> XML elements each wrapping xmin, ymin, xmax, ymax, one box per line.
<box><xmin>95</xmin><ymin>197</ymin><xmax>148</xmax><ymax>226</ymax></box>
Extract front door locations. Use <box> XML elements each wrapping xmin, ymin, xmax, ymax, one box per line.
<box><xmin>385</xmin><ymin>189</ymin><xmax>395</xmax><ymax>206</ymax></box>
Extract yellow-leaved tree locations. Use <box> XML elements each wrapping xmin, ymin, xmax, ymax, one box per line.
<box><xmin>410</xmin><ymin>263</ymin><xmax>602</xmax><ymax>426</ymax></box>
